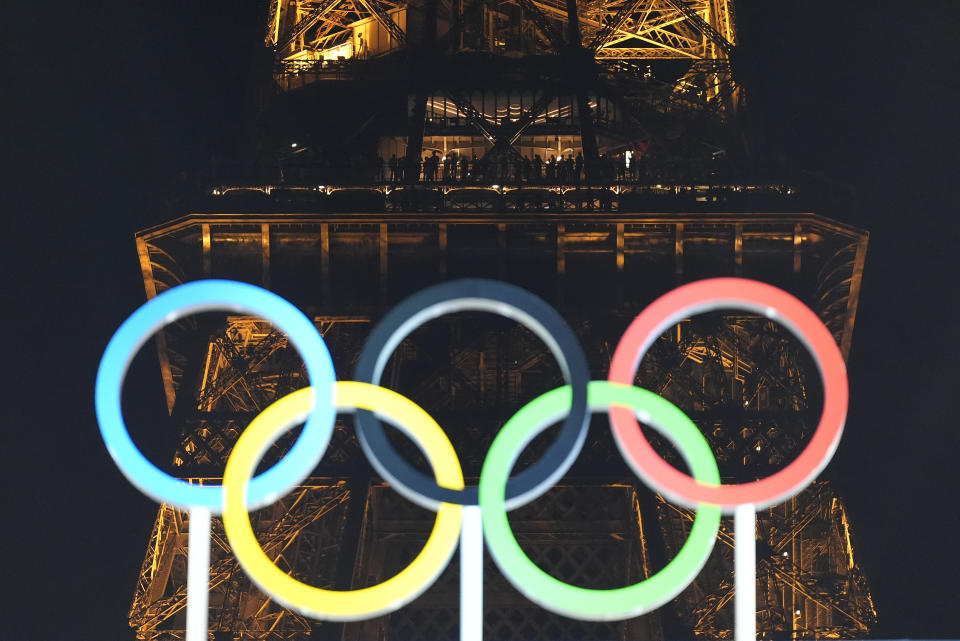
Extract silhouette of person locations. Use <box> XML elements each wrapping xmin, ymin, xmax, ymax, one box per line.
<box><xmin>356</xmin><ymin>33</ymin><xmax>367</xmax><ymax>59</ymax></box>
<box><xmin>389</xmin><ymin>154</ymin><xmax>399</xmax><ymax>182</ymax></box>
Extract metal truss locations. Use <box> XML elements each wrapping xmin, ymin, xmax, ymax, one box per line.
<box><xmin>169</xmin><ymin>316</ymin><xmax>369</xmax><ymax>473</ymax></box>
<box><xmin>130</xmin><ymin>482</ymin><xmax>351</xmax><ymax>640</ymax></box>
<box><xmin>132</xmin><ymin>305</ymin><xmax>877</xmax><ymax>639</ymax></box>
<box><xmin>516</xmin><ymin>0</ymin><xmax>566</xmax><ymax>50</ymax></box>
<box><xmin>635</xmin><ymin>310</ymin><xmax>876</xmax><ymax>637</ymax></box>
<box><xmin>268</xmin><ymin>0</ymin><xmax>740</xmax><ymax>113</ymax></box>
<box><xmin>813</xmin><ymin>235</ymin><xmax>869</xmax><ymax>357</ymax></box>
<box><xmin>629</xmin><ymin>313</ymin><xmax>817</xmax><ymax>478</ymax></box>
<box><xmin>353</xmin><ymin>313</ymin><xmax>576</xmax><ymax>475</ymax></box>
<box><xmin>136</xmin><ymin>213</ymin><xmax>868</xmax><ymax>408</ymax></box>
<box><xmin>657</xmin><ymin>483</ymin><xmax>877</xmax><ymax>638</ymax></box>
<box><xmin>277</xmin><ymin>0</ymin><xmax>343</xmax><ymax>51</ymax></box>
<box><xmin>662</xmin><ymin>0</ymin><xmax>733</xmax><ymax>56</ymax></box>
<box><xmin>263</xmin><ymin>0</ymin><xmax>741</xmax><ymax>181</ymax></box>
<box><xmin>132</xmin><ymin>212</ymin><xmax>871</xmax><ymax>638</ymax></box>
<box><xmin>269</xmin><ymin>0</ymin><xmax>407</xmax><ymax>56</ymax></box>
<box><xmin>354</xmin><ymin>0</ymin><xmax>407</xmax><ymax>44</ymax></box>
<box><xmin>346</xmin><ymin>484</ymin><xmax>660</xmax><ymax>641</ymax></box>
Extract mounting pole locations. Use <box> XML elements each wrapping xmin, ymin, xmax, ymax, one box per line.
<box><xmin>186</xmin><ymin>506</ymin><xmax>211</xmax><ymax>641</ymax></box>
<box><xmin>734</xmin><ymin>503</ymin><xmax>756</xmax><ymax>641</ymax></box>
<box><xmin>460</xmin><ymin>505</ymin><xmax>484</xmax><ymax>641</ymax></box>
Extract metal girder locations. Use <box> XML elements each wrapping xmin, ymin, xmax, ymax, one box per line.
<box><xmin>460</xmin><ymin>91</ymin><xmax>562</xmax><ymax>160</ymax></box>
<box><xmin>663</xmin><ymin>0</ymin><xmax>733</xmax><ymax>56</ymax></box>
<box><xmin>442</xmin><ymin>89</ymin><xmax>499</xmax><ymax>142</ymax></box>
<box><xmin>438</xmin><ymin>0</ymin><xmax>488</xmax><ymax>50</ymax></box>
<box><xmin>586</xmin><ymin>0</ymin><xmax>648</xmax><ymax>52</ymax></box>
<box><xmin>507</xmin><ymin>93</ymin><xmax>555</xmax><ymax>145</ymax></box>
<box><xmin>530</xmin><ymin>0</ymin><xmax>700</xmax><ymax>58</ymax></box>
<box><xmin>595</xmin><ymin>46</ymin><xmax>694</xmax><ymax>59</ymax></box>
<box><xmin>406</xmin><ymin>91</ymin><xmax>429</xmax><ymax>183</ymax></box>
<box><xmin>265</xmin><ymin>0</ymin><xmax>282</xmax><ymax>45</ymax></box>
<box><xmin>516</xmin><ymin>0</ymin><xmax>566</xmax><ymax>51</ymax></box>
<box><xmin>354</xmin><ymin>483</ymin><xmax>654</xmax><ymax>640</ymax></box>
<box><xmin>814</xmin><ymin>238</ymin><xmax>867</xmax><ymax>359</ymax></box>
<box><xmin>613</xmin><ymin>30</ymin><xmax>700</xmax><ymax>57</ymax></box>
<box><xmin>762</xmin><ymin>561</ymin><xmax>870</xmax><ymax>630</ymax></box>
<box><xmin>354</xmin><ymin>0</ymin><xmax>408</xmax><ymax>44</ymax></box>
<box><xmin>438</xmin><ymin>90</ymin><xmax>555</xmax><ymax>151</ymax></box>
<box><xmin>195</xmin><ymin>327</ymin><xmax>293</xmax><ymax>413</ymax></box>
<box><xmin>277</xmin><ymin>0</ymin><xmax>344</xmax><ymax>51</ymax></box>
<box><xmin>311</xmin><ymin>16</ymin><xmax>352</xmax><ymax>46</ymax></box>
<box><xmin>603</xmin><ymin>23</ymin><xmax>699</xmax><ymax>50</ymax></box>
<box><xmin>656</xmin><ymin>484</ymin><xmax>875</xmax><ymax>638</ymax></box>
<box><xmin>131</xmin><ymin>488</ymin><xmax>350</xmax><ymax>637</ymax></box>
<box><xmin>135</xmin><ymin>205</ymin><xmax>873</xmax><ymax>639</ymax></box>
<box><xmin>559</xmin><ymin>0</ymin><xmax>600</xmax><ymax>174</ymax></box>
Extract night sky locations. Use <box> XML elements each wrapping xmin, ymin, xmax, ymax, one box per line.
<box><xmin>5</xmin><ymin>1</ymin><xmax>959</xmax><ymax>639</ymax></box>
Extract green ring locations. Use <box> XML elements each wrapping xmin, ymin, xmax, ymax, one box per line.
<box><xmin>478</xmin><ymin>381</ymin><xmax>721</xmax><ymax>621</ymax></box>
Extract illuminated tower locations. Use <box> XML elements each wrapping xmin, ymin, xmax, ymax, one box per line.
<box><xmin>127</xmin><ymin>1</ymin><xmax>876</xmax><ymax>639</ymax></box>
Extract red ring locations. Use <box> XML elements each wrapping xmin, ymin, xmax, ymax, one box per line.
<box><xmin>608</xmin><ymin>278</ymin><xmax>847</xmax><ymax>511</ymax></box>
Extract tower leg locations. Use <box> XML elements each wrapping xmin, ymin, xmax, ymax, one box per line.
<box><xmin>406</xmin><ymin>91</ymin><xmax>428</xmax><ymax>184</ymax></box>
<box><xmin>563</xmin><ymin>0</ymin><xmax>599</xmax><ymax>178</ymax></box>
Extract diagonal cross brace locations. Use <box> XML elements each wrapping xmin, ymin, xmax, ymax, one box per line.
<box><xmin>442</xmin><ymin>89</ymin><xmax>499</xmax><ymax>142</ymax></box>
<box><xmin>277</xmin><ymin>0</ymin><xmax>344</xmax><ymax>51</ymax></box>
<box><xmin>586</xmin><ymin>0</ymin><xmax>649</xmax><ymax>52</ymax></box>
<box><xmin>265</xmin><ymin>0</ymin><xmax>281</xmax><ymax>45</ymax></box>
<box><xmin>354</xmin><ymin>0</ymin><xmax>408</xmax><ymax>45</ymax></box>
<box><xmin>443</xmin><ymin>90</ymin><xmax>556</xmax><ymax>157</ymax></box>
<box><xmin>136</xmin><ymin>490</ymin><xmax>349</xmax><ymax>631</ymax></box>
<box><xmin>516</xmin><ymin>0</ymin><xmax>566</xmax><ymax>51</ymax></box>
<box><xmin>507</xmin><ymin>92</ymin><xmax>555</xmax><ymax>145</ymax></box>
<box><xmin>663</xmin><ymin>0</ymin><xmax>733</xmax><ymax>56</ymax></box>
<box><xmin>438</xmin><ymin>0</ymin><xmax>488</xmax><ymax>50</ymax></box>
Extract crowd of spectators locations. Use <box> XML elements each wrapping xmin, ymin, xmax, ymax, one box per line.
<box><xmin>376</xmin><ymin>151</ymin><xmax>643</xmax><ymax>185</ymax></box>
<box><xmin>212</xmin><ymin>147</ymin><xmax>733</xmax><ymax>187</ymax></box>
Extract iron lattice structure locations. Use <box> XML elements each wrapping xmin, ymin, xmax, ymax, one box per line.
<box><xmin>658</xmin><ymin>485</ymin><xmax>876</xmax><ymax>638</ymax></box>
<box><xmin>128</xmin><ymin>211</ymin><xmax>875</xmax><ymax>640</ymax></box>
<box><xmin>126</xmin><ymin>1</ymin><xmax>874</xmax><ymax>638</ymax></box>
<box><xmin>238</xmin><ymin>0</ymin><xmax>746</xmax><ymax>190</ymax></box>
<box><xmin>266</xmin><ymin>0</ymin><xmax>736</xmax><ymax>62</ymax></box>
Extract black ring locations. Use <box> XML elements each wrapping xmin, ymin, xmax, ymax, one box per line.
<box><xmin>354</xmin><ymin>279</ymin><xmax>591</xmax><ymax>509</ymax></box>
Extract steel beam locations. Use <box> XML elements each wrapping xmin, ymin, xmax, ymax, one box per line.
<box><xmin>662</xmin><ymin>0</ymin><xmax>733</xmax><ymax>56</ymax></box>
<box><xmin>277</xmin><ymin>0</ymin><xmax>344</xmax><ymax>51</ymax></box>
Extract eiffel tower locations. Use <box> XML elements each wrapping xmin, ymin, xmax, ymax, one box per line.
<box><xmin>126</xmin><ymin>1</ymin><xmax>876</xmax><ymax>638</ymax></box>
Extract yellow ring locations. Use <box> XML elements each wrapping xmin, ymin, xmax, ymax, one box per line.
<box><xmin>223</xmin><ymin>381</ymin><xmax>464</xmax><ymax>621</ymax></box>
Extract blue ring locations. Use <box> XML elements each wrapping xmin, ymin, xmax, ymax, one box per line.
<box><xmin>95</xmin><ymin>280</ymin><xmax>336</xmax><ymax>512</ymax></box>
<box><xmin>353</xmin><ymin>279</ymin><xmax>590</xmax><ymax>510</ymax></box>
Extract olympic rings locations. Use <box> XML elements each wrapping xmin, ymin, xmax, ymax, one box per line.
<box><xmin>94</xmin><ymin>280</ymin><xmax>337</xmax><ymax>511</ymax></box>
<box><xmin>222</xmin><ymin>382</ymin><xmax>463</xmax><ymax>621</ymax></box>
<box><xmin>96</xmin><ymin>275</ymin><xmax>849</xmax><ymax>626</ymax></box>
<box><xmin>354</xmin><ymin>279</ymin><xmax>591</xmax><ymax>510</ymax></box>
<box><xmin>479</xmin><ymin>381</ymin><xmax>721</xmax><ymax>620</ymax></box>
<box><xmin>608</xmin><ymin>278</ymin><xmax>848</xmax><ymax>512</ymax></box>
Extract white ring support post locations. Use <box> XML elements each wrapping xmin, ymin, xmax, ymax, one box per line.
<box><xmin>734</xmin><ymin>504</ymin><xmax>756</xmax><ymax>641</ymax></box>
<box><xmin>460</xmin><ymin>505</ymin><xmax>483</xmax><ymax>641</ymax></box>
<box><xmin>186</xmin><ymin>506</ymin><xmax>211</xmax><ymax>641</ymax></box>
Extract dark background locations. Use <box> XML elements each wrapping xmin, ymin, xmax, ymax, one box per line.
<box><xmin>4</xmin><ymin>1</ymin><xmax>958</xmax><ymax>638</ymax></box>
